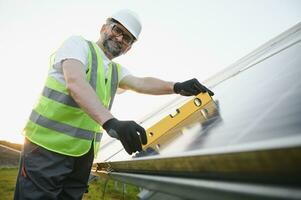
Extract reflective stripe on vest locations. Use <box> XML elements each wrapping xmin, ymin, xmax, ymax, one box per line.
<box><xmin>41</xmin><ymin>64</ymin><xmax>119</xmax><ymax>110</ymax></box>
<box><xmin>42</xmin><ymin>87</ymin><xmax>79</xmax><ymax>108</ymax></box>
<box><xmin>108</xmin><ymin>62</ymin><xmax>118</xmax><ymax>110</ymax></box>
<box><xmin>87</xmin><ymin>41</ymin><xmax>98</xmax><ymax>90</ymax></box>
<box><xmin>29</xmin><ymin>110</ymin><xmax>102</xmax><ymax>141</ymax></box>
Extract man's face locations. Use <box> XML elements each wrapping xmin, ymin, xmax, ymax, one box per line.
<box><xmin>101</xmin><ymin>22</ymin><xmax>135</xmax><ymax>57</ymax></box>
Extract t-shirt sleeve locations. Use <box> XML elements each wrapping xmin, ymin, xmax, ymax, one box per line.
<box><xmin>119</xmin><ymin>65</ymin><xmax>132</xmax><ymax>81</ymax></box>
<box><xmin>53</xmin><ymin>35</ymin><xmax>89</xmax><ymax>72</ymax></box>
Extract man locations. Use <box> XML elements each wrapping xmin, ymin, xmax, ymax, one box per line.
<box><xmin>14</xmin><ymin>9</ymin><xmax>214</xmax><ymax>200</ymax></box>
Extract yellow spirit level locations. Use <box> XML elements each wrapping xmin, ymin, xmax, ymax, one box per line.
<box><xmin>143</xmin><ymin>92</ymin><xmax>216</xmax><ymax>151</ymax></box>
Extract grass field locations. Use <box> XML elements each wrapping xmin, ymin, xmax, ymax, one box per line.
<box><xmin>0</xmin><ymin>168</ymin><xmax>139</xmax><ymax>200</ymax></box>
<box><xmin>0</xmin><ymin>168</ymin><xmax>18</xmax><ymax>200</ymax></box>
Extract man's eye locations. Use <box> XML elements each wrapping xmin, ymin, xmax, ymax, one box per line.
<box><xmin>123</xmin><ymin>35</ymin><xmax>131</xmax><ymax>43</ymax></box>
<box><xmin>114</xmin><ymin>27</ymin><xmax>122</xmax><ymax>34</ymax></box>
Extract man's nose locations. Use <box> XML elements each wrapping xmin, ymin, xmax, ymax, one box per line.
<box><xmin>115</xmin><ymin>34</ymin><xmax>123</xmax><ymax>42</ymax></box>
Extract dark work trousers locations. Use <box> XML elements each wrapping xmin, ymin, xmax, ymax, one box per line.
<box><xmin>14</xmin><ymin>138</ymin><xmax>94</xmax><ymax>200</ymax></box>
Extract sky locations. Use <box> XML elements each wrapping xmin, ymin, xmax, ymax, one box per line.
<box><xmin>0</xmin><ymin>0</ymin><xmax>300</xmax><ymax>143</ymax></box>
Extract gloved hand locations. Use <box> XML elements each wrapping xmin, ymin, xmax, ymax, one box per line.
<box><xmin>102</xmin><ymin>118</ymin><xmax>147</xmax><ymax>155</ymax></box>
<box><xmin>173</xmin><ymin>78</ymin><xmax>214</xmax><ymax>96</ymax></box>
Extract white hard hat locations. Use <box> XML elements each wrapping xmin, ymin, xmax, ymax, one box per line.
<box><xmin>110</xmin><ymin>9</ymin><xmax>142</xmax><ymax>40</ymax></box>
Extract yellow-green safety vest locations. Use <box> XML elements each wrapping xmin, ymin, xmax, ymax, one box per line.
<box><xmin>23</xmin><ymin>39</ymin><xmax>120</xmax><ymax>157</ymax></box>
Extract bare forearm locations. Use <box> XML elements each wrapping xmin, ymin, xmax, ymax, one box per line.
<box><xmin>67</xmin><ymin>79</ymin><xmax>113</xmax><ymax>125</ymax></box>
<box><xmin>63</xmin><ymin>59</ymin><xmax>113</xmax><ymax>125</ymax></box>
<box><xmin>136</xmin><ymin>77</ymin><xmax>175</xmax><ymax>95</ymax></box>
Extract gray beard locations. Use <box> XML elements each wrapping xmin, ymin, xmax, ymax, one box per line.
<box><xmin>102</xmin><ymin>36</ymin><xmax>123</xmax><ymax>57</ymax></box>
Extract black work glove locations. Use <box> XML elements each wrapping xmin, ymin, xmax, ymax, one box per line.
<box><xmin>173</xmin><ymin>78</ymin><xmax>214</xmax><ymax>96</ymax></box>
<box><xmin>102</xmin><ymin>118</ymin><xmax>147</xmax><ymax>155</ymax></box>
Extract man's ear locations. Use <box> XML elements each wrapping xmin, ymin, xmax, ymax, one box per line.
<box><xmin>100</xmin><ymin>24</ymin><xmax>107</xmax><ymax>34</ymax></box>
